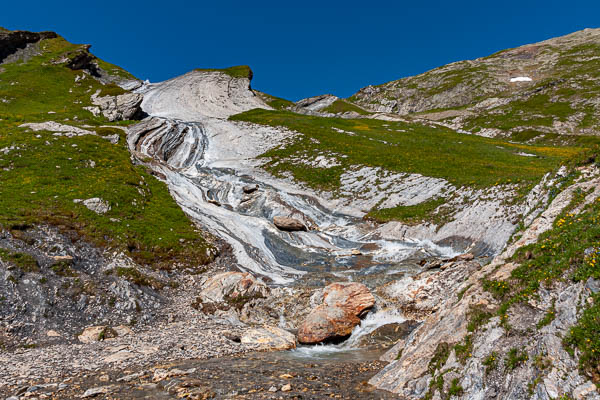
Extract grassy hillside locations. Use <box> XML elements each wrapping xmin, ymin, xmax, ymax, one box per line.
<box><xmin>230</xmin><ymin>109</ymin><xmax>589</xmax><ymax>191</ymax></box>
<box><xmin>0</xmin><ymin>32</ymin><xmax>215</xmax><ymax>270</ymax></box>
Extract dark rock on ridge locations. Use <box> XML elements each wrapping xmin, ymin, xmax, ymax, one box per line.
<box><xmin>0</xmin><ymin>29</ymin><xmax>57</xmax><ymax>63</ymax></box>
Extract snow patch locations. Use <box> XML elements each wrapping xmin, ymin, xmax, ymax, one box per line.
<box><xmin>510</xmin><ymin>76</ymin><xmax>532</xmax><ymax>83</ymax></box>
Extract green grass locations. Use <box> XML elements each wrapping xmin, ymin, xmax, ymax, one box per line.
<box><xmin>366</xmin><ymin>198</ymin><xmax>445</xmax><ymax>225</ymax></box>
<box><xmin>428</xmin><ymin>342</ymin><xmax>451</xmax><ymax>374</ymax></box>
<box><xmin>195</xmin><ymin>65</ymin><xmax>252</xmax><ymax>79</ymax></box>
<box><xmin>536</xmin><ymin>299</ymin><xmax>557</xmax><ymax>328</ymax></box>
<box><xmin>230</xmin><ymin>109</ymin><xmax>584</xmax><ymax>191</ymax></box>
<box><xmin>505</xmin><ymin>348</ymin><xmax>528</xmax><ymax>371</ymax></box>
<box><xmin>0</xmin><ymin>34</ymin><xmax>215</xmax><ymax>271</ymax></box>
<box><xmin>256</xmin><ymin>91</ymin><xmax>294</xmax><ymax>110</ymax></box>
<box><xmin>467</xmin><ymin>305</ymin><xmax>493</xmax><ymax>332</ymax></box>
<box><xmin>448</xmin><ymin>378</ymin><xmax>464</xmax><ymax>397</ymax></box>
<box><xmin>95</xmin><ymin>58</ymin><xmax>138</xmax><ymax>82</ymax></box>
<box><xmin>0</xmin><ymin>248</ymin><xmax>39</xmax><ymax>272</ymax></box>
<box><xmin>564</xmin><ymin>293</ymin><xmax>600</xmax><ymax>382</ymax></box>
<box><xmin>322</xmin><ymin>99</ymin><xmax>370</xmax><ymax>115</ymax></box>
<box><xmin>483</xmin><ymin>352</ymin><xmax>498</xmax><ymax>374</ymax></box>
<box><xmin>51</xmin><ymin>261</ymin><xmax>77</xmax><ymax>277</ymax></box>
<box><xmin>465</xmin><ymin>94</ymin><xmax>575</xmax><ymax>132</ymax></box>
<box><xmin>453</xmin><ymin>335</ymin><xmax>473</xmax><ymax>364</ymax></box>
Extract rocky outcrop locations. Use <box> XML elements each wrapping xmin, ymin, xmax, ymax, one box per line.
<box><xmin>0</xmin><ymin>29</ymin><xmax>57</xmax><ymax>63</ymax></box>
<box><xmin>369</xmin><ymin>175</ymin><xmax>600</xmax><ymax>399</ymax></box>
<box><xmin>74</xmin><ymin>198</ymin><xmax>111</xmax><ymax>214</ymax></box>
<box><xmin>137</xmin><ymin>69</ymin><xmax>271</xmax><ymax>120</ymax></box>
<box><xmin>87</xmin><ymin>90</ymin><xmax>144</xmax><ymax>122</ymax></box>
<box><xmin>349</xmin><ymin>28</ymin><xmax>600</xmax><ymax>138</ymax></box>
<box><xmin>298</xmin><ymin>282</ymin><xmax>375</xmax><ymax>344</ymax></box>
<box><xmin>272</xmin><ymin>216</ymin><xmax>307</xmax><ymax>232</ymax></box>
<box><xmin>198</xmin><ymin>271</ymin><xmax>270</xmax><ymax>304</ymax></box>
<box><xmin>379</xmin><ymin>259</ymin><xmax>481</xmax><ymax>320</ymax></box>
<box><xmin>293</xmin><ymin>94</ymin><xmax>338</xmax><ymax>113</ymax></box>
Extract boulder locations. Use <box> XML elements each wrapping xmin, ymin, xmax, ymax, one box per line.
<box><xmin>200</xmin><ymin>271</ymin><xmax>270</xmax><ymax>304</ymax></box>
<box><xmin>322</xmin><ymin>282</ymin><xmax>376</xmax><ymax>317</ymax></box>
<box><xmin>298</xmin><ymin>282</ymin><xmax>375</xmax><ymax>344</ymax></box>
<box><xmin>273</xmin><ymin>216</ymin><xmax>307</xmax><ymax>232</ymax></box>
<box><xmin>240</xmin><ymin>325</ymin><xmax>296</xmax><ymax>351</ymax></box>
<box><xmin>297</xmin><ymin>304</ymin><xmax>359</xmax><ymax>344</ymax></box>
<box><xmin>78</xmin><ymin>326</ymin><xmax>116</xmax><ymax>343</ymax></box>
<box><xmin>79</xmin><ymin>197</ymin><xmax>111</xmax><ymax>214</ymax></box>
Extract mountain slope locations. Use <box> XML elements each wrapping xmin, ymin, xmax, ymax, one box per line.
<box><xmin>349</xmin><ymin>28</ymin><xmax>600</xmax><ymax>140</ymax></box>
<box><xmin>0</xmin><ymin>29</ymin><xmax>217</xmax><ymax>348</ymax></box>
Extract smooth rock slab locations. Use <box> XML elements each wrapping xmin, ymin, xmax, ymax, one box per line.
<box><xmin>240</xmin><ymin>325</ymin><xmax>296</xmax><ymax>350</ymax></box>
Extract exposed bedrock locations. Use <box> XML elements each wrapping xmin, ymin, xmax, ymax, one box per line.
<box><xmin>86</xmin><ymin>90</ymin><xmax>144</xmax><ymax>122</ymax></box>
<box><xmin>369</xmin><ymin>173</ymin><xmax>600</xmax><ymax>399</ymax></box>
<box><xmin>0</xmin><ymin>29</ymin><xmax>57</xmax><ymax>63</ymax></box>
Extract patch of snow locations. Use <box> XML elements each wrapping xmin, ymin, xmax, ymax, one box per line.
<box><xmin>510</xmin><ymin>76</ymin><xmax>532</xmax><ymax>83</ymax></box>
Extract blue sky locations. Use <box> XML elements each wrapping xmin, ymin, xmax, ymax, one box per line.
<box><xmin>2</xmin><ymin>1</ymin><xmax>599</xmax><ymax>100</ymax></box>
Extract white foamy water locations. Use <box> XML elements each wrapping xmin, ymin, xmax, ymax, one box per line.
<box><xmin>289</xmin><ymin>309</ymin><xmax>407</xmax><ymax>360</ymax></box>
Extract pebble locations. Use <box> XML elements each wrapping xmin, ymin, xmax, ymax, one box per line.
<box><xmin>281</xmin><ymin>384</ymin><xmax>292</xmax><ymax>392</ymax></box>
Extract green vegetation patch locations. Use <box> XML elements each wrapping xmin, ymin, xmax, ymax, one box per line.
<box><xmin>322</xmin><ymin>99</ymin><xmax>370</xmax><ymax>115</ymax></box>
<box><xmin>453</xmin><ymin>335</ymin><xmax>473</xmax><ymax>364</ymax></box>
<box><xmin>428</xmin><ymin>342</ymin><xmax>451</xmax><ymax>374</ymax></box>
<box><xmin>448</xmin><ymin>378</ymin><xmax>464</xmax><ymax>397</ymax></box>
<box><xmin>0</xmin><ymin>248</ymin><xmax>39</xmax><ymax>272</ymax></box>
<box><xmin>483</xmin><ymin>351</ymin><xmax>498</xmax><ymax>374</ymax></box>
<box><xmin>564</xmin><ymin>292</ymin><xmax>600</xmax><ymax>382</ymax></box>
<box><xmin>505</xmin><ymin>348</ymin><xmax>529</xmax><ymax>371</ymax></box>
<box><xmin>256</xmin><ymin>91</ymin><xmax>294</xmax><ymax>110</ymax></box>
<box><xmin>0</xmin><ymin>34</ymin><xmax>214</xmax><ymax>271</ymax></box>
<box><xmin>230</xmin><ymin>109</ymin><xmax>584</xmax><ymax>191</ymax></box>
<box><xmin>195</xmin><ymin>65</ymin><xmax>252</xmax><ymax>79</ymax></box>
<box><xmin>366</xmin><ymin>198</ymin><xmax>445</xmax><ymax>225</ymax></box>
